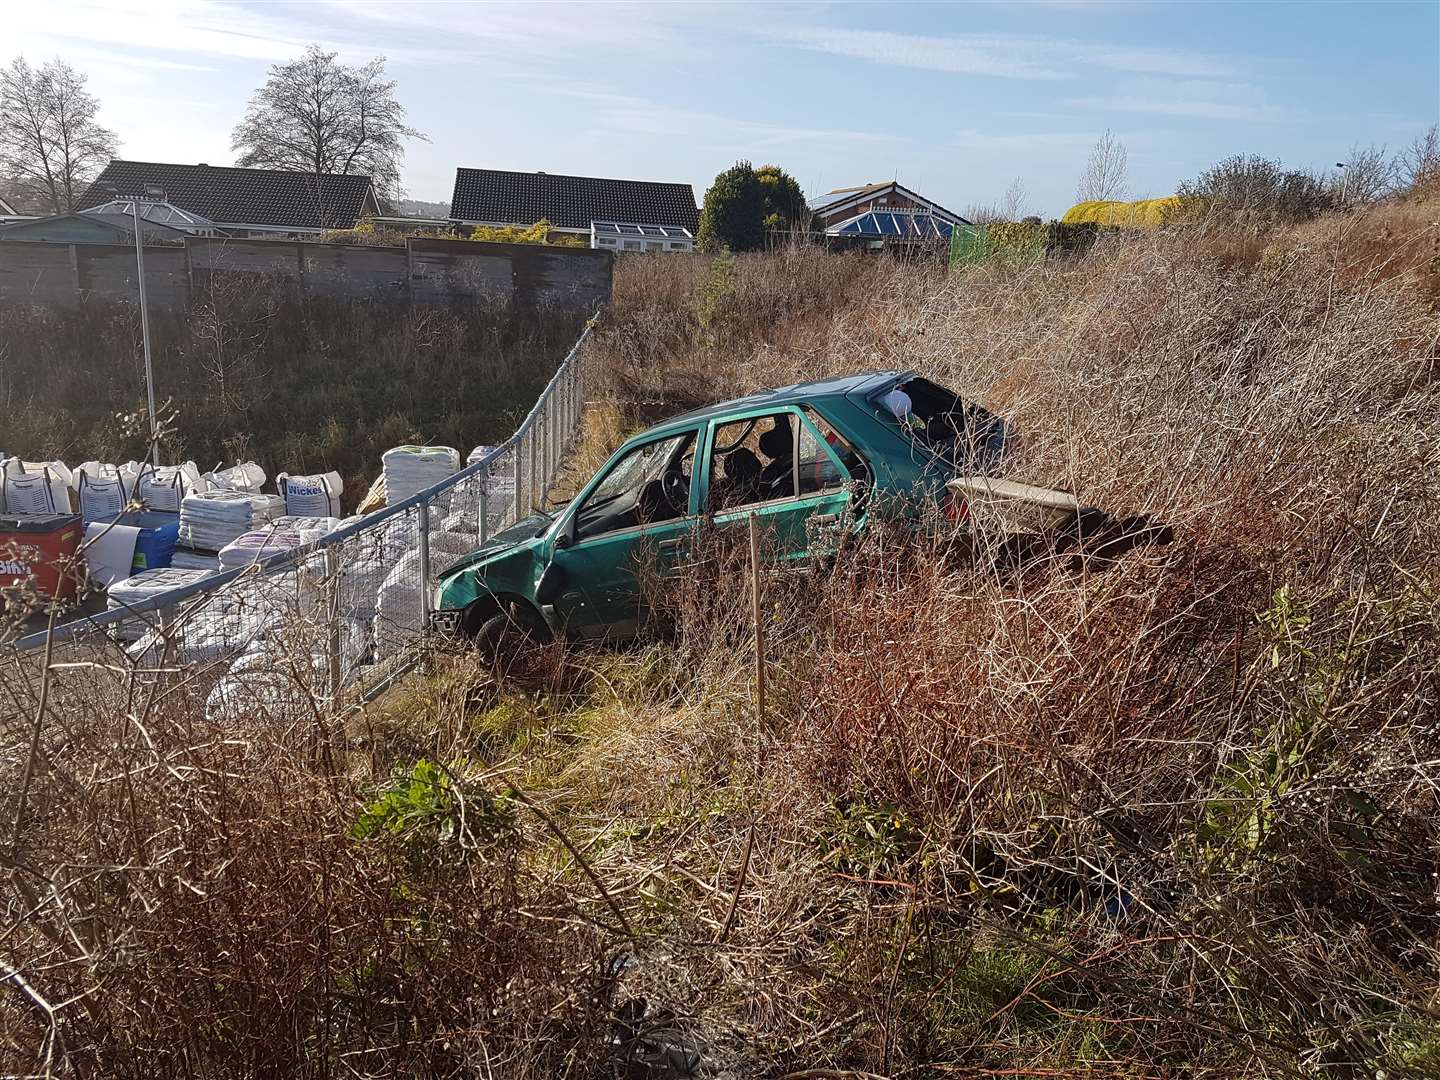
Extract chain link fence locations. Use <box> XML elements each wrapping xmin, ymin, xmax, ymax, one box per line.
<box><xmin>0</xmin><ymin>315</ymin><xmax>594</xmax><ymax>748</ymax></box>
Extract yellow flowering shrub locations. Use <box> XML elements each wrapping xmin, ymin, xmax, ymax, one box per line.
<box><xmin>1061</xmin><ymin>197</ymin><xmax>1183</xmax><ymax>228</ymax></box>
<box><xmin>464</xmin><ymin>219</ymin><xmax>587</xmax><ymax>248</ymax></box>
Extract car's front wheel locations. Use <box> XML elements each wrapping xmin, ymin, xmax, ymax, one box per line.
<box><xmin>472</xmin><ymin>605</ymin><xmax>550</xmax><ymax>668</ymax></box>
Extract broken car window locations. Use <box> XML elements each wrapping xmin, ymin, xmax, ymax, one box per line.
<box><xmin>708</xmin><ymin>412</ymin><xmax>797</xmax><ymax>512</ymax></box>
<box><xmin>574</xmin><ymin>431</ymin><xmax>695</xmax><ymax>540</ymax></box>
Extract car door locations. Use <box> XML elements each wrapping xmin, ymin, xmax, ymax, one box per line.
<box><xmin>700</xmin><ymin>407</ymin><xmax>854</xmax><ymax>565</ymax></box>
<box><xmin>547</xmin><ymin>429</ymin><xmax>698</xmax><ymax>640</ymax></box>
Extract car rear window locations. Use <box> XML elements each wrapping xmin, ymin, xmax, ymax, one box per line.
<box><xmin>873</xmin><ymin>377</ymin><xmax>1009</xmax><ymax>468</ymax></box>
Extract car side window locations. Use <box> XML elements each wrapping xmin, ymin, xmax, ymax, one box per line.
<box><xmin>574</xmin><ymin>431</ymin><xmax>695</xmax><ymax>541</ymax></box>
<box><xmin>707</xmin><ymin>412</ymin><xmax>797</xmax><ymax>512</ymax></box>
<box><xmin>796</xmin><ymin>422</ymin><xmax>846</xmax><ymax>496</ymax></box>
<box><xmin>800</xmin><ymin>406</ymin><xmax>868</xmax><ymax>485</ymax></box>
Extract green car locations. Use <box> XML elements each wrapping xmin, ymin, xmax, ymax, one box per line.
<box><xmin>434</xmin><ymin>370</ymin><xmax>1008</xmax><ymax>652</ymax></box>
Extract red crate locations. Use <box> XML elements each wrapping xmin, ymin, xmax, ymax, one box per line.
<box><xmin>0</xmin><ymin>513</ymin><xmax>83</xmax><ymax>602</ymax></box>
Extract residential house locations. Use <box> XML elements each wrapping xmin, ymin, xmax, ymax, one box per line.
<box><xmin>0</xmin><ymin>212</ymin><xmax>189</xmax><ymax>244</ymax></box>
<box><xmin>810</xmin><ymin>181</ymin><xmax>970</xmax><ymax>241</ymax></box>
<box><xmin>450</xmin><ymin>168</ymin><xmax>699</xmax><ymax>252</ymax></box>
<box><xmin>77</xmin><ymin>160</ymin><xmax>382</xmax><ymax>237</ymax></box>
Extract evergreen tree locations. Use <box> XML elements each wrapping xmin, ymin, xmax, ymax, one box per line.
<box><xmin>697</xmin><ymin>161</ymin><xmax>766</xmax><ymax>253</ymax></box>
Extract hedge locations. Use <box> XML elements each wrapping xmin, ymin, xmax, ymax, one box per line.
<box><xmin>950</xmin><ymin>220</ymin><xmax>1100</xmax><ymax>267</ymax></box>
<box><xmin>1061</xmin><ymin>197</ymin><xmax>1183</xmax><ymax>228</ymax></box>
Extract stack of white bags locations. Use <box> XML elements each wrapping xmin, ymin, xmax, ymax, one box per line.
<box><xmin>217</xmin><ymin>528</ymin><xmax>310</xmax><ymax>570</ymax></box>
<box><xmin>106</xmin><ymin>566</ymin><xmax>215</xmax><ymax>641</ymax></box>
<box><xmin>382</xmin><ymin>446</ymin><xmax>459</xmax><ymax>503</ymax></box>
<box><xmin>179</xmin><ymin>491</ymin><xmax>286</xmax><ymax>551</ymax></box>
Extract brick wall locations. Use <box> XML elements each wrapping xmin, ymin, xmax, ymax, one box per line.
<box><xmin>0</xmin><ymin>236</ymin><xmax>612</xmax><ymax>311</ymax></box>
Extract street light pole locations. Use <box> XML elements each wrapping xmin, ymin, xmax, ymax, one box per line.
<box><xmin>1335</xmin><ymin>162</ymin><xmax>1349</xmax><ymax>208</ymax></box>
<box><xmin>131</xmin><ymin>195</ymin><xmax>159</xmax><ymax>466</ymax></box>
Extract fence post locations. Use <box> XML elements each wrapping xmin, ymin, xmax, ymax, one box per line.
<box><xmin>535</xmin><ymin>403</ymin><xmax>544</xmax><ymax>498</ymax></box>
<box><xmin>417</xmin><ymin>500</ymin><xmax>432</xmax><ymax>634</ymax></box>
<box><xmin>512</xmin><ymin>438</ymin><xmax>523</xmax><ymax>526</ymax></box>
<box><xmin>478</xmin><ymin>465</ymin><xmax>489</xmax><ymax>545</ymax></box>
<box><xmin>527</xmin><ymin>426</ymin><xmax>537</xmax><ymax>515</ymax></box>
<box><xmin>324</xmin><ymin>545</ymin><xmax>342</xmax><ymax>702</ymax></box>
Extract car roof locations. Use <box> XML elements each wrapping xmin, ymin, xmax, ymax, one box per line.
<box><xmin>646</xmin><ymin>370</ymin><xmax>908</xmax><ymax>437</ymax></box>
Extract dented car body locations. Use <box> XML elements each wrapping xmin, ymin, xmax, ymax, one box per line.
<box><xmin>434</xmin><ymin>370</ymin><xmax>1009</xmax><ymax>644</ymax></box>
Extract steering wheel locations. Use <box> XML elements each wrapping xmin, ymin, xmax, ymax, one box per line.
<box><xmin>659</xmin><ymin>468</ymin><xmax>690</xmax><ymax>514</ymax></box>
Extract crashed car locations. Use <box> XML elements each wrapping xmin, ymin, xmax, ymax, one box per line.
<box><xmin>434</xmin><ymin>370</ymin><xmax>1016</xmax><ymax>653</ymax></box>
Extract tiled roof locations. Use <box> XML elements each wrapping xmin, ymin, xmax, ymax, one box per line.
<box><xmin>809</xmin><ymin>181</ymin><xmax>971</xmax><ymax>227</ymax></box>
<box><xmin>77</xmin><ymin>161</ymin><xmax>377</xmax><ymax>229</ymax></box>
<box><xmin>451</xmin><ymin>168</ymin><xmax>699</xmax><ymax>231</ymax></box>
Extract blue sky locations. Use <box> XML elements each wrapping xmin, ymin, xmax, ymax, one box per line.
<box><xmin>10</xmin><ymin>1</ymin><xmax>1439</xmax><ymax>216</ymax></box>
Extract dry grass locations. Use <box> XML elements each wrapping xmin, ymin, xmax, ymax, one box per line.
<box><xmin>3</xmin><ymin>200</ymin><xmax>1440</xmax><ymax>1077</ymax></box>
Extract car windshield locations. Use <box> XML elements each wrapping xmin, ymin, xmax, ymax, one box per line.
<box><xmin>573</xmin><ymin>431</ymin><xmax>695</xmax><ymax>539</ymax></box>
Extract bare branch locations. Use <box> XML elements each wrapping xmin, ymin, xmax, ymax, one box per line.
<box><xmin>230</xmin><ymin>44</ymin><xmax>426</xmax><ymax>207</ymax></box>
<box><xmin>1076</xmin><ymin>129</ymin><xmax>1129</xmax><ymax>203</ymax></box>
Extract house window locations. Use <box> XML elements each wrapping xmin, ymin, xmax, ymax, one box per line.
<box><xmin>622</xmin><ymin>240</ymin><xmax>641</xmax><ymax>251</ymax></box>
<box><xmin>597</xmin><ymin>236</ymin><xmax>617</xmax><ymax>247</ymax></box>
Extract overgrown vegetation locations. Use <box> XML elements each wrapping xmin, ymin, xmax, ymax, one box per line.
<box><xmin>4</xmin><ymin>188</ymin><xmax>1439</xmax><ymax>1077</ymax></box>
<box><xmin>0</xmin><ymin>284</ymin><xmax>586</xmax><ymax>501</ymax></box>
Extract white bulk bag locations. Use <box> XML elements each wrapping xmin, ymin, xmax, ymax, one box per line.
<box><xmin>203</xmin><ymin>462</ymin><xmax>267</xmax><ymax>493</ymax></box>
<box><xmin>75</xmin><ymin>462</ymin><xmax>138</xmax><ymax>522</ymax></box>
<box><xmin>2</xmin><ymin>459</ymin><xmax>74</xmax><ymax>514</ymax></box>
<box><xmin>133</xmin><ymin>462</ymin><xmax>205</xmax><ymax>513</ymax></box>
<box><xmin>373</xmin><ymin>549</ymin><xmax>425</xmax><ymax>655</ymax></box>
<box><xmin>277</xmin><ymin>471</ymin><xmax>343</xmax><ymax>518</ymax></box>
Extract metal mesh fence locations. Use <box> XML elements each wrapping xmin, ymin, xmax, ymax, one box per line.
<box><xmin>0</xmin><ymin>315</ymin><xmax>593</xmax><ymax>739</ymax></box>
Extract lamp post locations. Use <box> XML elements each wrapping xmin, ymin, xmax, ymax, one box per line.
<box><xmin>106</xmin><ymin>183</ymin><xmax>167</xmax><ymax>465</ymax></box>
<box><xmin>1335</xmin><ymin>162</ymin><xmax>1349</xmax><ymax>208</ymax></box>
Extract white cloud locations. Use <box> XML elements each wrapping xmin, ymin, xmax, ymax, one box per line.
<box><xmin>765</xmin><ymin>28</ymin><xmax>1071</xmax><ymax>79</ymax></box>
<box><xmin>560</xmin><ymin>87</ymin><xmax>902</xmax><ymax>151</ymax></box>
<box><xmin>1065</xmin><ymin>79</ymin><xmax>1281</xmax><ymax>121</ymax></box>
<box><xmin>765</xmin><ymin>25</ymin><xmax>1242</xmax><ymax>82</ymax></box>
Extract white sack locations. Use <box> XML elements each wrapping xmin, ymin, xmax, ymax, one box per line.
<box><xmin>2</xmin><ymin>460</ymin><xmax>74</xmax><ymax>514</ymax></box>
<box><xmin>133</xmin><ymin>462</ymin><xmax>205</xmax><ymax>513</ymax></box>
<box><xmin>75</xmin><ymin>462</ymin><xmax>138</xmax><ymax>522</ymax></box>
<box><xmin>203</xmin><ymin>462</ymin><xmax>267</xmax><ymax>493</ymax></box>
<box><xmin>277</xmin><ymin>471</ymin><xmax>343</xmax><ymax>518</ymax></box>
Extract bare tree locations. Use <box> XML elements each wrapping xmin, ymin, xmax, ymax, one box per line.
<box><xmin>1002</xmin><ymin>176</ymin><xmax>1030</xmax><ymax>220</ymax></box>
<box><xmin>0</xmin><ymin>56</ymin><xmax>117</xmax><ymax>213</ymax></box>
<box><xmin>231</xmin><ymin>45</ymin><xmax>425</xmax><ymax>205</ymax></box>
<box><xmin>1334</xmin><ymin>143</ymin><xmax>1395</xmax><ymax>204</ymax></box>
<box><xmin>1395</xmin><ymin>124</ymin><xmax>1440</xmax><ymax>192</ymax></box>
<box><xmin>961</xmin><ymin>200</ymin><xmax>1001</xmax><ymax>225</ymax></box>
<box><xmin>1076</xmin><ymin>129</ymin><xmax>1129</xmax><ymax>203</ymax></box>
<box><xmin>964</xmin><ymin>177</ymin><xmax>1032</xmax><ymax>224</ymax></box>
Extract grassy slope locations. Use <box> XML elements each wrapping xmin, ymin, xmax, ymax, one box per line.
<box><xmin>4</xmin><ymin>200</ymin><xmax>1439</xmax><ymax>1077</ymax></box>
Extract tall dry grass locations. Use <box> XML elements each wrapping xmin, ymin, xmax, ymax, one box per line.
<box><xmin>3</xmin><ymin>202</ymin><xmax>1439</xmax><ymax>1077</ymax></box>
